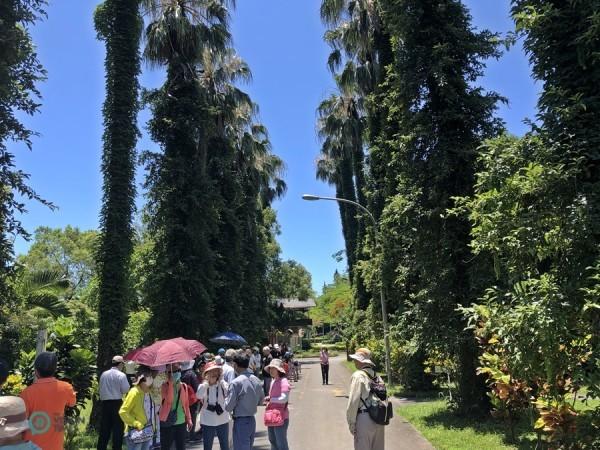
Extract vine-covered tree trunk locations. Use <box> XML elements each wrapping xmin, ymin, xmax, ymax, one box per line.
<box><xmin>94</xmin><ymin>0</ymin><xmax>140</xmax><ymax>373</ymax></box>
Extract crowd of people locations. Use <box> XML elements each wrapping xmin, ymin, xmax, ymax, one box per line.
<box><xmin>0</xmin><ymin>343</ymin><xmax>295</xmax><ymax>450</ymax></box>
<box><xmin>0</xmin><ymin>344</ymin><xmax>390</xmax><ymax>450</ymax></box>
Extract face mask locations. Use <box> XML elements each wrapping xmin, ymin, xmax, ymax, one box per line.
<box><xmin>143</xmin><ymin>376</ymin><xmax>154</xmax><ymax>387</ymax></box>
<box><xmin>172</xmin><ymin>372</ymin><xmax>181</xmax><ymax>383</ymax></box>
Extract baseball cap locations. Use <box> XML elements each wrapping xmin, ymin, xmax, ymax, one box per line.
<box><xmin>112</xmin><ymin>355</ymin><xmax>124</xmax><ymax>364</ymax></box>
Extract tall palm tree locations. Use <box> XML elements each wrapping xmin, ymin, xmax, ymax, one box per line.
<box><xmin>141</xmin><ymin>0</ymin><xmax>234</xmax><ymax>339</ymax></box>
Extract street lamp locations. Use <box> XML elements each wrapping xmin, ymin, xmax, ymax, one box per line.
<box><xmin>302</xmin><ymin>193</ymin><xmax>393</xmax><ymax>386</ymax></box>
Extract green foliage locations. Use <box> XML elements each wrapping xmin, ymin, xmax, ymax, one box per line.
<box><xmin>0</xmin><ymin>0</ymin><xmax>53</xmax><ymax>300</ymax></box>
<box><xmin>49</xmin><ymin>318</ymin><xmax>97</xmax><ymax>416</ymax></box>
<box><xmin>310</xmin><ymin>272</ymin><xmax>352</xmax><ymax>325</ymax></box>
<box><xmin>0</xmin><ymin>373</ymin><xmax>26</xmax><ymax>396</ymax></box>
<box><xmin>269</xmin><ymin>260</ymin><xmax>315</xmax><ymax>301</ymax></box>
<box><xmin>17</xmin><ymin>226</ymin><xmax>98</xmax><ymax>290</ymax></box>
<box><xmin>453</xmin><ymin>1</ymin><xmax>600</xmax><ymax>444</ymax></box>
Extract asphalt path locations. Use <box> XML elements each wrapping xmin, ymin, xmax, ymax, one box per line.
<box><xmin>190</xmin><ymin>355</ymin><xmax>433</xmax><ymax>449</ymax></box>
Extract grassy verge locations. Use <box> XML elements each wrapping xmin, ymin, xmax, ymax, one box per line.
<box><xmin>397</xmin><ymin>400</ymin><xmax>538</xmax><ymax>450</ymax></box>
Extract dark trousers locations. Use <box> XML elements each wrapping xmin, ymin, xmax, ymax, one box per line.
<box><xmin>187</xmin><ymin>403</ymin><xmax>199</xmax><ymax>441</ymax></box>
<box><xmin>97</xmin><ymin>399</ymin><xmax>124</xmax><ymax>450</ymax></box>
<box><xmin>321</xmin><ymin>364</ymin><xmax>329</xmax><ymax>384</ymax></box>
<box><xmin>160</xmin><ymin>423</ymin><xmax>186</xmax><ymax>450</ymax></box>
<box><xmin>202</xmin><ymin>422</ymin><xmax>229</xmax><ymax>450</ymax></box>
<box><xmin>232</xmin><ymin>416</ymin><xmax>256</xmax><ymax>450</ymax></box>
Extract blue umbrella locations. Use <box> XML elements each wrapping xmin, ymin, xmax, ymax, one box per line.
<box><xmin>209</xmin><ymin>331</ymin><xmax>248</xmax><ymax>347</ymax></box>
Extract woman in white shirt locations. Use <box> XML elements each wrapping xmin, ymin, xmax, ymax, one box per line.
<box><xmin>195</xmin><ymin>362</ymin><xmax>230</xmax><ymax>450</ymax></box>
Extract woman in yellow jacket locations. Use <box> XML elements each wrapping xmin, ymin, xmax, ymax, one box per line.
<box><xmin>120</xmin><ymin>368</ymin><xmax>156</xmax><ymax>450</ymax></box>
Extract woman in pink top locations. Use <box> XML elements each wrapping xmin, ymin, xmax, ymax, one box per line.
<box><xmin>320</xmin><ymin>347</ymin><xmax>329</xmax><ymax>385</ymax></box>
<box><xmin>263</xmin><ymin>359</ymin><xmax>290</xmax><ymax>450</ymax></box>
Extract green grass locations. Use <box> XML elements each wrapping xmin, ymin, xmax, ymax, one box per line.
<box><xmin>397</xmin><ymin>400</ymin><xmax>538</xmax><ymax>450</ymax></box>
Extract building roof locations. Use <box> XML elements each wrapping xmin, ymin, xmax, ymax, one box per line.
<box><xmin>275</xmin><ymin>298</ymin><xmax>316</xmax><ymax>310</ymax></box>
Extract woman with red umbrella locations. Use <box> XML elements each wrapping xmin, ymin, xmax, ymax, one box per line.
<box><xmin>158</xmin><ymin>362</ymin><xmax>193</xmax><ymax>450</ymax></box>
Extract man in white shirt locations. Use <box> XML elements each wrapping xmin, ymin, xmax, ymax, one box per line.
<box><xmin>222</xmin><ymin>349</ymin><xmax>237</xmax><ymax>384</ymax></box>
<box><xmin>97</xmin><ymin>355</ymin><xmax>130</xmax><ymax>450</ymax></box>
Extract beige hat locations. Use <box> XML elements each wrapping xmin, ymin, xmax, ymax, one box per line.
<box><xmin>0</xmin><ymin>396</ymin><xmax>30</xmax><ymax>438</ymax></box>
<box><xmin>264</xmin><ymin>358</ymin><xmax>286</xmax><ymax>374</ymax></box>
<box><xmin>349</xmin><ymin>348</ymin><xmax>375</xmax><ymax>366</ymax></box>
<box><xmin>202</xmin><ymin>362</ymin><xmax>222</xmax><ymax>376</ymax></box>
<box><xmin>112</xmin><ymin>355</ymin><xmax>124</xmax><ymax>364</ymax></box>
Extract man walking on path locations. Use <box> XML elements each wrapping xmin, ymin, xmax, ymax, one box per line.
<box><xmin>97</xmin><ymin>355</ymin><xmax>130</xmax><ymax>450</ymax></box>
<box><xmin>224</xmin><ymin>353</ymin><xmax>264</xmax><ymax>450</ymax></box>
<box><xmin>20</xmin><ymin>352</ymin><xmax>76</xmax><ymax>450</ymax></box>
<box><xmin>346</xmin><ymin>348</ymin><xmax>385</xmax><ymax>450</ymax></box>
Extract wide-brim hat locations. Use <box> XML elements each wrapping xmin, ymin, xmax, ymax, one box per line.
<box><xmin>0</xmin><ymin>396</ymin><xmax>30</xmax><ymax>438</ymax></box>
<box><xmin>349</xmin><ymin>348</ymin><xmax>375</xmax><ymax>366</ymax></box>
<box><xmin>203</xmin><ymin>362</ymin><xmax>222</xmax><ymax>376</ymax></box>
<box><xmin>264</xmin><ymin>358</ymin><xmax>286</xmax><ymax>374</ymax></box>
<box><xmin>180</xmin><ymin>360</ymin><xmax>194</xmax><ymax>371</ymax></box>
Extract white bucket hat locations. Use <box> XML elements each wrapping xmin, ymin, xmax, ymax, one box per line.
<box><xmin>264</xmin><ymin>358</ymin><xmax>286</xmax><ymax>375</ymax></box>
<box><xmin>0</xmin><ymin>396</ymin><xmax>30</xmax><ymax>438</ymax></box>
<box><xmin>349</xmin><ymin>348</ymin><xmax>375</xmax><ymax>366</ymax></box>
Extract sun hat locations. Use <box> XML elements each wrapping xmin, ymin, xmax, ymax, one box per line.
<box><xmin>0</xmin><ymin>396</ymin><xmax>30</xmax><ymax>438</ymax></box>
<box><xmin>202</xmin><ymin>362</ymin><xmax>222</xmax><ymax>376</ymax></box>
<box><xmin>264</xmin><ymin>358</ymin><xmax>286</xmax><ymax>374</ymax></box>
<box><xmin>112</xmin><ymin>355</ymin><xmax>124</xmax><ymax>364</ymax></box>
<box><xmin>180</xmin><ymin>360</ymin><xmax>194</xmax><ymax>371</ymax></box>
<box><xmin>349</xmin><ymin>347</ymin><xmax>375</xmax><ymax>366</ymax></box>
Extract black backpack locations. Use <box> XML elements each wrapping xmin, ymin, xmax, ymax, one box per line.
<box><xmin>360</xmin><ymin>370</ymin><xmax>393</xmax><ymax>426</ymax></box>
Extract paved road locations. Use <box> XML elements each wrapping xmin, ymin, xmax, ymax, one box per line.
<box><xmin>190</xmin><ymin>355</ymin><xmax>433</xmax><ymax>449</ymax></box>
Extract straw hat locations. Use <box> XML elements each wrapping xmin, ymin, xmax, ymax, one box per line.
<box><xmin>349</xmin><ymin>348</ymin><xmax>375</xmax><ymax>366</ymax></box>
<box><xmin>202</xmin><ymin>362</ymin><xmax>222</xmax><ymax>376</ymax></box>
<box><xmin>0</xmin><ymin>396</ymin><xmax>30</xmax><ymax>438</ymax></box>
<box><xmin>264</xmin><ymin>358</ymin><xmax>286</xmax><ymax>374</ymax></box>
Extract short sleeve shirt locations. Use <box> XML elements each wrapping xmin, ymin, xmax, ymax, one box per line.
<box><xmin>20</xmin><ymin>377</ymin><xmax>76</xmax><ymax>450</ymax></box>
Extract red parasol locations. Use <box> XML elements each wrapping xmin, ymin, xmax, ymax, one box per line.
<box><xmin>126</xmin><ymin>337</ymin><xmax>206</xmax><ymax>367</ymax></box>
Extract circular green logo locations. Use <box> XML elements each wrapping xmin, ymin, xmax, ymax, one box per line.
<box><xmin>29</xmin><ymin>411</ymin><xmax>51</xmax><ymax>435</ymax></box>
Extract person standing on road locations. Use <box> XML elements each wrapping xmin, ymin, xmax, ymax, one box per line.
<box><xmin>320</xmin><ymin>347</ymin><xmax>330</xmax><ymax>385</ymax></box>
<box><xmin>19</xmin><ymin>352</ymin><xmax>76</xmax><ymax>450</ymax></box>
<box><xmin>181</xmin><ymin>360</ymin><xmax>200</xmax><ymax>442</ymax></box>
<box><xmin>346</xmin><ymin>348</ymin><xmax>384</xmax><ymax>450</ymax></box>
<box><xmin>196</xmin><ymin>362</ymin><xmax>230</xmax><ymax>450</ymax></box>
<box><xmin>222</xmin><ymin>350</ymin><xmax>236</xmax><ymax>384</ymax></box>
<box><xmin>261</xmin><ymin>346</ymin><xmax>273</xmax><ymax>396</ymax></box>
<box><xmin>224</xmin><ymin>353</ymin><xmax>264</xmax><ymax>450</ymax></box>
<box><xmin>263</xmin><ymin>359</ymin><xmax>290</xmax><ymax>450</ymax></box>
<box><xmin>97</xmin><ymin>355</ymin><xmax>131</xmax><ymax>450</ymax></box>
<box><xmin>159</xmin><ymin>363</ymin><xmax>193</xmax><ymax>450</ymax></box>
<box><xmin>119</xmin><ymin>368</ymin><xmax>156</xmax><ymax>450</ymax></box>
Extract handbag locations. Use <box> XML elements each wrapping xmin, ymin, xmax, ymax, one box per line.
<box><xmin>128</xmin><ymin>424</ymin><xmax>153</xmax><ymax>444</ymax></box>
<box><xmin>264</xmin><ymin>406</ymin><xmax>285</xmax><ymax>427</ymax></box>
<box><xmin>263</xmin><ymin>380</ymin><xmax>286</xmax><ymax>427</ymax></box>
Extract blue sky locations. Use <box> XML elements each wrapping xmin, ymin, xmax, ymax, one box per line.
<box><xmin>14</xmin><ymin>0</ymin><xmax>538</xmax><ymax>294</ymax></box>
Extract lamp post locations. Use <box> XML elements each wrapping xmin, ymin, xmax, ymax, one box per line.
<box><xmin>302</xmin><ymin>194</ymin><xmax>393</xmax><ymax>386</ymax></box>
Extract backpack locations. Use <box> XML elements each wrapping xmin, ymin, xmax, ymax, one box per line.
<box><xmin>360</xmin><ymin>370</ymin><xmax>393</xmax><ymax>426</ymax></box>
